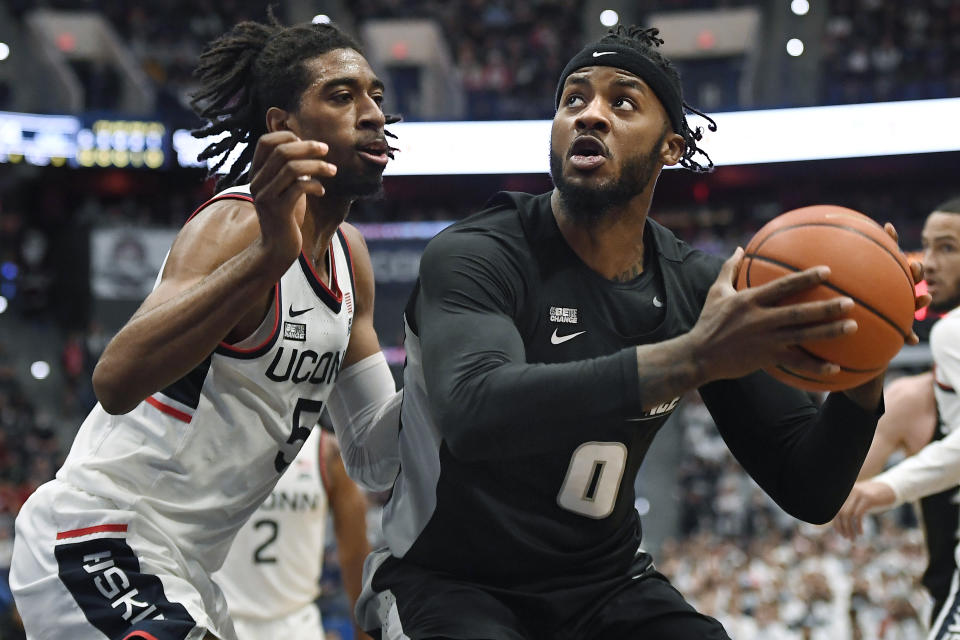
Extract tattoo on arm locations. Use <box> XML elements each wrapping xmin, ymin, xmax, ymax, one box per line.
<box><xmin>634</xmin><ymin>337</ymin><xmax>704</xmax><ymax>410</ymax></box>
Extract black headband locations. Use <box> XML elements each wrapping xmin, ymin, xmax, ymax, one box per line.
<box><xmin>554</xmin><ymin>42</ymin><xmax>684</xmax><ymax>135</ymax></box>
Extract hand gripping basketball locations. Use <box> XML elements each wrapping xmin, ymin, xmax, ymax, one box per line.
<box><xmin>732</xmin><ymin>205</ymin><xmax>926</xmax><ymax>391</ymax></box>
<box><xmin>690</xmin><ymin>248</ymin><xmax>858</xmax><ymax>385</ymax></box>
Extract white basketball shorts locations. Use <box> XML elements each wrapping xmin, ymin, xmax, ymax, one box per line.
<box><xmin>10</xmin><ymin>479</ymin><xmax>236</xmax><ymax>640</ymax></box>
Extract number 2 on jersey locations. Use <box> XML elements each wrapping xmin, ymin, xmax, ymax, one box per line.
<box><xmin>557</xmin><ymin>441</ymin><xmax>628</xmax><ymax>518</ymax></box>
<box><xmin>252</xmin><ymin>519</ymin><xmax>279</xmax><ymax>564</ymax></box>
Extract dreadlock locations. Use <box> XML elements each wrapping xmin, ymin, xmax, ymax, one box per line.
<box><xmin>598</xmin><ymin>25</ymin><xmax>717</xmax><ymax>173</ymax></box>
<box><xmin>190</xmin><ymin>9</ymin><xmax>397</xmax><ymax>188</ymax></box>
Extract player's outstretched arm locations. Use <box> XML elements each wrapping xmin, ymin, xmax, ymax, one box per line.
<box><xmin>865</xmin><ymin>416</ymin><xmax>960</xmax><ymax>505</ymax></box>
<box><xmin>93</xmin><ymin>132</ymin><xmax>335</xmax><ymax>414</ymax></box>
<box><xmin>830</xmin><ymin>373</ymin><xmax>936</xmax><ymax>536</ymax></box>
<box><xmin>834</xmin><ymin>480</ymin><xmax>896</xmax><ymax>538</ymax></box>
<box><xmin>323</xmin><ymin>435</ymin><xmax>373</xmax><ymax>640</ymax></box>
<box><xmin>837</xmin><ymin>319</ymin><xmax>960</xmax><ymax>533</ymax></box>
<box><xmin>326</xmin><ymin>224</ymin><xmax>400</xmax><ymax>491</ymax></box>
<box><xmin>835</xmin><ymin>414</ymin><xmax>960</xmax><ymax>539</ymax></box>
<box><xmin>858</xmin><ymin>372</ymin><xmax>936</xmax><ymax>480</ymax></box>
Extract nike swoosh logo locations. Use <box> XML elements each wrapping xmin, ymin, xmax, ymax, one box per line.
<box><xmin>289</xmin><ymin>305</ymin><xmax>313</xmax><ymax>317</ymax></box>
<box><xmin>592</xmin><ymin>51</ymin><xmax>616</xmax><ymax>57</ymax></box>
<box><xmin>551</xmin><ymin>328</ymin><xmax>586</xmax><ymax>345</ymax></box>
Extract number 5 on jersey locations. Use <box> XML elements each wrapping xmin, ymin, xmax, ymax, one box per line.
<box><xmin>274</xmin><ymin>397</ymin><xmax>324</xmax><ymax>472</ymax></box>
<box><xmin>557</xmin><ymin>442</ymin><xmax>628</xmax><ymax>518</ymax></box>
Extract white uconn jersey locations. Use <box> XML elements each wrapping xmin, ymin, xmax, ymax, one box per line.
<box><xmin>58</xmin><ymin>184</ymin><xmax>355</xmax><ymax>573</ymax></box>
<box><xmin>213</xmin><ymin>428</ymin><xmax>328</xmax><ymax>620</ymax></box>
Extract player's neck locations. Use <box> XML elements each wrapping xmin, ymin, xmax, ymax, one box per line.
<box><xmin>302</xmin><ymin>197</ymin><xmax>351</xmax><ymax>274</ymax></box>
<box><xmin>551</xmin><ymin>190</ymin><xmax>651</xmax><ymax>282</ymax></box>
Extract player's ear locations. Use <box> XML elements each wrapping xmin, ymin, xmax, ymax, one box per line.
<box><xmin>661</xmin><ymin>132</ymin><xmax>685</xmax><ymax>167</ymax></box>
<box><xmin>265</xmin><ymin>107</ymin><xmax>293</xmax><ymax>134</ymax></box>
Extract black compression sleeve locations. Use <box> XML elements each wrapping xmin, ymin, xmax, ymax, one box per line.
<box><xmin>416</xmin><ymin>229</ymin><xmax>642</xmax><ymax>461</ymax></box>
<box><xmin>700</xmin><ymin>372</ymin><xmax>881</xmax><ymax>524</ymax></box>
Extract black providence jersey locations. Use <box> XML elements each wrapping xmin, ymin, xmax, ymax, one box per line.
<box><xmin>364</xmin><ymin>192</ymin><xmax>879</xmax><ymax>613</ymax></box>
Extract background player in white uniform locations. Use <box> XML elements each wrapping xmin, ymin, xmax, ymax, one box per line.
<box><xmin>835</xmin><ymin>197</ymin><xmax>960</xmax><ymax>638</ymax></box>
<box><xmin>9</xmin><ymin>14</ymin><xmax>399</xmax><ymax>640</ymax></box>
<box><xmin>832</xmin><ymin>372</ymin><xmax>960</xmax><ymax>625</ymax></box>
<box><xmin>843</xmin><ymin>373</ymin><xmax>937</xmax><ymax>483</ymax></box>
<box><xmin>214</xmin><ymin>427</ymin><xmax>372</xmax><ymax>640</ymax></box>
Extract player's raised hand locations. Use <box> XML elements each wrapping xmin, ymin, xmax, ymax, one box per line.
<box><xmin>689</xmin><ymin>248</ymin><xmax>857</xmax><ymax>381</ymax></box>
<box><xmin>248</xmin><ymin>131</ymin><xmax>338</xmax><ymax>271</ymax></box>
<box><xmin>833</xmin><ymin>480</ymin><xmax>897</xmax><ymax>539</ymax></box>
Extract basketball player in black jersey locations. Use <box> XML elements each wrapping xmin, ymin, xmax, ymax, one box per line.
<box><xmin>353</xmin><ymin>26</ymin><xmax>927</xmax><ymax>639</ymax></box>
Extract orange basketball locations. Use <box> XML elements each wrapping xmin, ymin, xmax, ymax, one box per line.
<box><xmin>735</xmin><ymin>205</ymin><xmax>915</xmax><ymax>391</ymax></box>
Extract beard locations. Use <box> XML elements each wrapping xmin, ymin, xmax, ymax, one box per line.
<box><xmin>931</xmin><ymin>291</ymin><xmax>960</xmax><ymax>313</ymax></box>
<box><xmin>550</xmin><ymin>132</ymin><xmax>665</xmax><ymax>226</ymax></box>
<box><xmin>323</xmin><ymin>162</ymin><xmax>385</xmax><ymax>200</ymax></box>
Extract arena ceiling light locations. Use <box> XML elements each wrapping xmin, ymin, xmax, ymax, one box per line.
<box><xmin>168</xmin><ymin>97</ymin><xmax>960</xmax><ymax>174</ymax></box>
<box><xmin>30</xmin><ymin>361</ymin><xmax>50</xmax><ymax>380</ymax></box>
<box><xmin>599</xmin><ymin>10</ymin><xmax>619</xmax><ymax>27</ymax></box>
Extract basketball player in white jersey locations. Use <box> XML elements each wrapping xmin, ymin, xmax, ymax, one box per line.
<box><xmin>834</xmin><ymin>197</ymin><xmax>960</xmax><ymax>638</ymax></box>
<box><xmin>834</xmin><ymin>373</ymin><xmax>960</xmax><ymax>621</ymax></box>
<box><xmin>213</xmin><ymin>428</ymin><xmax>371</xmax><ymax>640</ymax></box>
<box><xmin>10</xmin><ymin>14</ymin><xmax>400</xmax><ymax>640</ymax></box>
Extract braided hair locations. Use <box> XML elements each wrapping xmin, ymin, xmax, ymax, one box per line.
<box><xmin>191</xmin><ymin>10</ymin><xmax>394</xmax><ymax>188</ymax></box>
<box><xmin>599</xmin><ymin>25</ymin><xmax>716</xmax><ymax>173</ymax></box>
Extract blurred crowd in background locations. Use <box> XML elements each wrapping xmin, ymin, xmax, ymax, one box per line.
<box><xmin>1</xmin><ymin>0</ymin><xmax>957</xmax><ymax>117</ymax></box>
<box><xmin>821</xmin><ymin>0</ymin><xmax>960</xmax><ymax>105</ymax></box>
<box><xmin>663</xmin><ymin>396</ymin><xmax>930</xmax><ymax>639</ymax></box>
